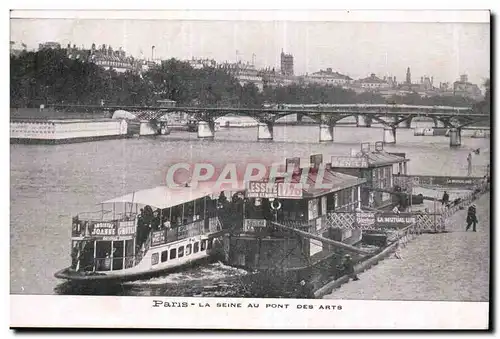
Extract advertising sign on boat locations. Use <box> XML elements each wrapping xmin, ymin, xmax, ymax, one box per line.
<box><xmin>331</xmin><ymin>156</ymin><xmax>369</xmax><ymax>168</ymax></box>
<box><xmin>277</xmin><ymin>183</ymin><xmax>303</xmax><ymax>199</ymax></box>
<box><xmin>246</xmin><ymin>181</ymin><xmax>278</xmax><ymax>198</ymax></box>
<box><xmin>90</xmin><ymin>221</ymin><xmax>116</xmax><ymax>237</ymax></box>
<box><xmin>243</xmin><ymin>219</ymin><xmax>267</xmax><ymax>232</ymax></box>
<box><xmin>117</xmin><ymin>220</ymin><xmax>136</xmax><ymax>236</ymax></box>
<box><xmin>355</xmin><ymin>212</ymin><xmax>376</xmax><ymax>226</ymax></box>
<box><xmin>151</xmin><ymin>230</ymin><xmax>166</xmax><ymax>247</ymax></box>
<box><xmin>393</xmin><ymin>175</ymin><xmax>481</xmax><ymax>188</ymax></box>
<box><xmin>375</xmin><ymin>213</ymin><xmax>417</xmax><ymax>228</ymax></box>
<box><xmin>246</xmin><ymin>182</ymin><xmax>303</xmax><ymax>199</ymax></box>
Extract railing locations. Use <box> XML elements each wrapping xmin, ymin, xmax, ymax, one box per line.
<box><xmin>135</xmin><ymin>231</ymin><xmax>153</xmax><ymax>265</ymax></box>
<box><xmin>149</xmin><ymin>217</ymin><xmax>222</xmax><ymax>248</ymax></box>
<box><xmin>326</xmin><ymin>210</ymin><xmax>447</xmax><ymax>233</ymax></box>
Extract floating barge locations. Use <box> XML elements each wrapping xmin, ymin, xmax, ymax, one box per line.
<box><xmin>10</xmin><ymin>118</ymin><xmax>130</xmax><ymax>144</ymax></box>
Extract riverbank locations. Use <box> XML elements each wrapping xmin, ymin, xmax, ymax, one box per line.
<box><xmin>323</xmin><ymin>192</ymin><xmax>490</xmax><ymax>302</ymax></box>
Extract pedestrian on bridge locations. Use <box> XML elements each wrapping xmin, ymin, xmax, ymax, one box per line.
<box><xmin>465</xmin><ymin>204</ymin><xmax>478</xmax><ymax>232</ymax></box>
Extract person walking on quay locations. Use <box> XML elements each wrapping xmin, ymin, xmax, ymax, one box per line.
<box><xmin>298</xmin><ymin>280</ymin><xmax>315</xmax><ymax>299</ymax></box>
<box><xmin>442</xmin><ymin>191</ymin><xmax>450</xmax><ymax>207</ymax></box>
<box><xmin>341</xmin><ymin>254</ymin><xmax>359</xmax><ymax>281</ymax></box>
<box><xmin>465</xmin><ymin>204</ymin><xmax>478</xmax><ymax>232</ymax></box>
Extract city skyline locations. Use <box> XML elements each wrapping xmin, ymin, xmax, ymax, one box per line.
<box><xmin>10</xmin><ymin>18</ymin><xmax>490</xmax><ymax>86</ymax></box>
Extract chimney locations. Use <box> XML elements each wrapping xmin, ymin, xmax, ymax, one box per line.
<box><xmin>421</xmin><ymin>76</ymin><xmax>423</xmax><ymax>83</ymax></box>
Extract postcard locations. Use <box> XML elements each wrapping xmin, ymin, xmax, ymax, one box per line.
<box><xmin>9</xmin><ymin>9</ymin><xmax>490</xmax><ymax>330</ymax></box>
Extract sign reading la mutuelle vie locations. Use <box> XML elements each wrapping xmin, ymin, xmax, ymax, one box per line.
<box><xmin>246</xmin><ymin>181</ymin><xmax>303</xmax><ymax>199</ymax></box>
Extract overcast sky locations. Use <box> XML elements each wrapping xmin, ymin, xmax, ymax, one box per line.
<box><xmin>10</xmin><ymin>18</ymin><xmax>490</xmax><ymax>86</ymax></box>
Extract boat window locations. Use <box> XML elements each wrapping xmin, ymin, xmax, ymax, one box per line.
<box><xmin>112</xmin><ymin>241</ymin><xmax>124</xmax><ymax>271</ymax></box>
<box><xmin>186</xmin><ymin>244</ymin><xmax>192</xmax><ymax>255</ymax></box>
<box><xmin>96</xmin><ymin>241</ymin><xmax>112</xmax><ymax>271</ymax></box>
<box><xmin>80</xmin><ymin>241</ymin><xmax>95</xmax><ymax>272</ymax></box>
<box><xmin>125</xmin><ymin>239</ymin><xmax>135</xmax><ymax>257</ymax></box>
<box><xmin>170</xmin><ymin>248</ymin><xmax>177</xmax><ymax>259</ymax></box>
<box><xmin>151</xmin><ymin>253</ymin><xmax>159</xmax><ymax>266</ymax></box>
<box><xmin>178</xmin><ymin>246</ymin><xmax>184</xmax><ymax>258</ymax></box>
<box><xmin>207</xmin><ymin>238</ymin><xmax>213</xmax><ymax>250</ymax></box>
<box><xmin>201</xmin><ymin>239</ymin><xmax>207</xmax><ymax>251</ymax></box>
<box><xmin>194</xmin><ymin>242</ymin><xmax>199</xmax><ymax>253</ymax></box>
<box><xmin>161</xmin><ymin>250</ymin><xmax>168</xmax><ymax>262</ymax></box>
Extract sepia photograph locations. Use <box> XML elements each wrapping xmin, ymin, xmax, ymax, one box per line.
<box><xmin>9</xmin><ymin>8</ymin><xmax>491</xmax><ymax>329</ymax></box>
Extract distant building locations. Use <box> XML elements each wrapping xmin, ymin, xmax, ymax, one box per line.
<box><xmin>304</xmin><ymin>68</ymin><xmax>352</xmax><ymax>87</ymax></box>
<box><xmin>187</xmin><ymin>57</ymin><xmax>217</xmax><ymax>69</ymax></box>
<box><xmin>220</xmin><ymin>61</ymin><xmax>264</xmax><ymax>91</ymax></box>
<box><xmin>89</xmin><ymin>44</ymin><xmax>137</xmax><ymax>73</ymax></box>
<box><xmin>354</xmin><ymin>73</ymin><xmax>391</xmax><ymax>90</ymax></box>
<box><xmin>259</xmin><ymin>67</ymin><xmax>298</xmax><ymax>88</ymax></box>
<box><xmin>280</xmin><ymin>50</ymin><xmax>294</xmax><ymax>76</ymax></box>
<box><xmin>405</xmin><ymin>67</ymin><xmax>411</xmax><ymax>84</ymax></box>
<box><xmin>38</xmin><ymin>41</ymin><xmax>61</xmax><ymax>50</ymax></box>
<box><xmin>453</xmin><ymin>74</ymin><xmax>483</xmax><ymax>100</ymax></box>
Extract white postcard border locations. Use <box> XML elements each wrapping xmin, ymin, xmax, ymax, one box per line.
<box><xmin>10</xmin><ymin>295</ymin><xmax>489</xmax><ymax>329</ymax></box>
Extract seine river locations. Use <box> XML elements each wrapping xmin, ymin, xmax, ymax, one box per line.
<box><xmin>10</xmin><ymin>122</ymin><xmax>490</xmax><ymax>296</ymax></box>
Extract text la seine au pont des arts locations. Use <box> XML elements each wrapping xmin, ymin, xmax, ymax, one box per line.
<box><xmin>153</xmin><ymin>300</ymin><xmax>342</xmax><ymax>310</ymax></box>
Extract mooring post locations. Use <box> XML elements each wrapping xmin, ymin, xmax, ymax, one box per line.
<box><xmin>257</xmin><ymin>122</ymin><xmax>274</xmax><ymax>141</ymax></box>
<box><xmin>449</xmin><ymin>127</ymin><xmax>462</xmax><ymax>147</ymax></box>
<box><xmin>356</xmin><ymin>115</ymin><xmax>372</xmax><ymax>127</ymax></box>
<box><xmin>383</xmin><ymin>126</ymin><xmax>396</xmax><ymax>144</ymax></box>
<box><xmin>197</xmin><ymin>120</ymin><xmax>215</xmax><ymax>139</ymax></box>
<box><xmin>319</xmin><ymin>123</ymin><xmax>334</xmax><ymax>142</ymax></box>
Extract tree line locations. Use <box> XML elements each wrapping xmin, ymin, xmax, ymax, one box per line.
<box><xmin>10</xmin><ymin>48</ymin><xmax>489</xmax><ymax>113</ymax></box>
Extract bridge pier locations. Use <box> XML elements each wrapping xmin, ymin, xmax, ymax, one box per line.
<box><xmin>197</xmin><ymin>121</ymin><xmax>215</xmax><ymax>139</ymax></box>
<box><xmin>257</xmin><ymin>122</ymin><xmax>274</xmax><ymax>141</ymax></box>
<box><xmin>402</xmin><ymin>119</ymin><xmax>412</xmax><ymax>129</ymax></box>
<box><xmin>319</xmin><ymin>124</ymin><xmax>334</xmax><ymax>142</ymax></box>
<box><xmin>356</xmin><ymin>115</ymin><xmax>372</xmax><ymax>127</ymax></box>
<box><xmin>383</xmin><ymin>126</ymin><xmax>396</xmax><ymax>144</ymax></box>
<box><xmin>449</xmin><ymin>128</ymin><xmax>462</xmax><ymax>147</ymax></box>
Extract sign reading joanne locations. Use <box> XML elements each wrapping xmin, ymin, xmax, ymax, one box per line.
<box><xmin>376</xmin><ymin>213</ymin><xmax>416</xmax><ymax>228</ymax></box>
<box><xmin>331</xmin><ymin>156</ymin><xmax>369</xmax><ymax>168</ymax></box>
<box><xmin>91</xmin><ymin>222</ymin><xmax>116</xmax><ymax>236</ymax></box>
<box><xmin>246</xmin><ymin>181</ymin><xmax>278</xmax><ymax>198</ymax></box>
<box><xmin>151</xmin><ymin>230</ymin><xmax>166</xmax><ymax>247</ymax></box>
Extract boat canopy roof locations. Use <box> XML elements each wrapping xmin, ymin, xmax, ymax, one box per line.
<box><xmin>101</xmin><ymin>181</ymin><xmax>245</xmax><ymax>209</ymax></box>
<box><xmin>365</xmin><ymin>151</ymin><xmax>409</xmax><ymax>168</ymax></box>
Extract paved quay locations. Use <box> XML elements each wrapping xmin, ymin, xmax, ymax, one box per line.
<box><xmin>324</xmin><ymin>192</ymin><xmax>490</xmax><ymax>302</ymax></box>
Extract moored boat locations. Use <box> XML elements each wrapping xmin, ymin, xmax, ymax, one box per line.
<box><xmin>55</xmin><ymin>184</ymin><xmax>235</xmax><ymax>282</ymax></box>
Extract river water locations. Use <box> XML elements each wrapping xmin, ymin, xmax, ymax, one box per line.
<box><xmin>10</xmin><ymin>122</ymin><xmax>490</xmax><ymax>296</ymax></box>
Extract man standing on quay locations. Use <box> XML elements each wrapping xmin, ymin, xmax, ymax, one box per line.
<box><xmin>465</xmin><ymin>204</ymin><xmax>478</xmax><ymax>232</ymax></box>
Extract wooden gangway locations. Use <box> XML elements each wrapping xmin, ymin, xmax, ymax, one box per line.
<box><xmin>269</xmin><ymin>221</ymin><xmax>373</xmax><ymax>255</ymax></box>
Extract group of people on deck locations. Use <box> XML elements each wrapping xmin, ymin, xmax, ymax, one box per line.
<box><xmin>136</xmin><ymin>205</ymin><xmax>194</xmax><ymax>249</ymax></box>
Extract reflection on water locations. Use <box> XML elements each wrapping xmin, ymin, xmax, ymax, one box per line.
<box><xmin>10</xmin><ymin>124</ymin><xmax>490</xmax><ymax>295</ymax></box>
